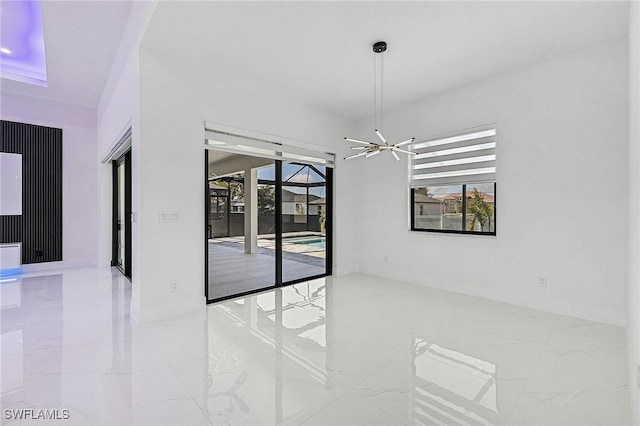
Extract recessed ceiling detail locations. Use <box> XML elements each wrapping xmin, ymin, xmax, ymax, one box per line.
<box><xmin>0</xmin><ymin>0</ymin><xmax>48</xmax><ymax>87</ymax></box>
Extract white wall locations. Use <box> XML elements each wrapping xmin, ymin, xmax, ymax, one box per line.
<box><xmin>96</xmin><ymin>50</ymin><xmax>139</xmax><ymax>272</ymax></box>
<box><xmin>354</xmin><ymin>39</ymin><xmax>629</xmax><ymax>326</ymax></box>
<box><xmin>0</xmin><ymin>92</ymin><xmax>98</xmax><ymax>269</ymax></box>
<box><xmin>96</xmin><ymin>2</ymin><xmax>157</xmax><ymax>323</ymax></box>
<box><xmin>134</xmin><ymin>48</ymin><xmax>358</xmax><ymax>321</ymax></box>
<box><xmin>627</xmin><ymin>2</ymin><xmax>640</xmax><ymax>423</ymax></box>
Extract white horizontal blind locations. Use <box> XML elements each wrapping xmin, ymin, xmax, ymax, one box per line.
<box><xmin>410</xmin><ymin>126</ymin><xmax>496</xmax><ymax>187</ymax></box>
<box><xmin>204</xmin><ymin>128</ymin><xmax>335</xmax><ymax>168</ymax></box>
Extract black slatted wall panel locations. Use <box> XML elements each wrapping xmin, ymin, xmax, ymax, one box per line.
<box><xmin>0</xmin><ymin>120</ymin><xmax>63</xmax><ymax>264</ymax></box>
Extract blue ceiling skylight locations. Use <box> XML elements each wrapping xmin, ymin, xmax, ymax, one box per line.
<box><xmin>0</xmin><ymin>0</ymin><xmax>48</xmax><ymax>86</ymax></box>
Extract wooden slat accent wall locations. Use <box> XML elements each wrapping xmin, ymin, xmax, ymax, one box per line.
<box><xmin>0</xmin><ymin>120</ymin><xmax>63</xmax><ymax>264</ymax></box>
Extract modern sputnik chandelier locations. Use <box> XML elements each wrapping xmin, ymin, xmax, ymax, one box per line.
<box><xmin>344</xmin><ymin>41</ymin><xmax>415</xmax><ymax>161</ymax></box>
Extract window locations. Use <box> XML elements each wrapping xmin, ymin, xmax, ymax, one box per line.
<box><xmin>410</xmin><ymin>126</ymin><xmax>496</xmax><ymax>235</ymax></box>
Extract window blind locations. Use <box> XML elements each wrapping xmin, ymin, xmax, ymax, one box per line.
<box><xmin>410</xmin><ymin>126</ymin><xmax>496</xmax><ymax>187</ymax></box>
<box><xmin>204</xmin><ymin>127</ymin><xmax>335</xmax><ymax>168</ymax></box>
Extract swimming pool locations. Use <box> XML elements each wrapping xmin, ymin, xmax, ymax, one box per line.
<box><xmin>285</xmin><ymin>236</ymin><xmax>326</xmax><ymax>248</ymax></box>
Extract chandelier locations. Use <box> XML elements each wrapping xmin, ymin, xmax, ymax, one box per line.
<box><xmin>344</xmin><ymin>41</ymin><xmax>415</xmax><ymax>161</ymax></box>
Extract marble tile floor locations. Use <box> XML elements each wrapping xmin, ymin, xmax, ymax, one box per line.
<box><xmin>0</xmin><ymin>267</ymin><xmax>631</xmax><ymax>425</ymax></box>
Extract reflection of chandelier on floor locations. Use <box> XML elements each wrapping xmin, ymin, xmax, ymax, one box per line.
<box><xmin>344</xmin><ymin>41</ymin><xmax>415</xmax><ymax>161</ymax></box>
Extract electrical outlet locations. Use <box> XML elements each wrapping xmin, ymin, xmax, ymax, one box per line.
<box><xmin>159</xmin><ymin>212</ymin><xmax>180</xmax><ymax>223</ymax></box>
<box><xmin>537</xmin><ymin>277</ymin><xmax>547</xmax><ymax>288</ymax></box>
<box><xmin>170</xmin><ymin>281</ymin><xmax>178</xmax><ymax>293</ymax></box>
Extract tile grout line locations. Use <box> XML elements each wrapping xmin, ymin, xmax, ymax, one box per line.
<box><xmin>512</xmin><ymin>394</ymin><xmax>604</xmax><ymax>426</ymax></box>
<box><xmin>504</xmin><ymin>314</ymin><xmax>561</xmax><ymax>425</ymax></box>
<box><xmin>303</xmin><ymin>343</ymin><xmax>419</xmax><ymax>426</ymax></box>
<box><xmin>506</xmin><ymin>315</ymin><xmax>621</xmax><ymax>426</ymax></box>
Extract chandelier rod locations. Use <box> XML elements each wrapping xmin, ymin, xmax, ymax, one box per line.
<box><xmin>374</xmin><ymin>48</ymin><xmax>377</xmax><ymax>131</ymax></box>
<box><xmin>380</xmin><ymin>51</ymin><xmax>384</xmax><ymax>134</ymax></box>
<box><xmin>373</xmin><ymin>48</ymin><xmax>385</xmax><ymax>133</ymax></box>
<box><xmin>343</xmin><ymin>40</ymin><xmax>415</xmax><ymax>162</ymax></box>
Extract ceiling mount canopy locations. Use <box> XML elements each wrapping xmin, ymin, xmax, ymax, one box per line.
<box><xmin>372</xmin><ymin>41</ymin><xmax>387</xmax><ymax>53</ymax></box>
<box><xmin>344</xmin><ymin>40</ymin><xmax>415</xmax><ymax>161</ymax></box>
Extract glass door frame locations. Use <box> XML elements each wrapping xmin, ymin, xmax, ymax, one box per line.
<box><xmin>111</xmin><ymin>150</ymin><xmax>132</xmax><ymax>279</ymax></box>
<box><xmin>204</xmin><ymin>150</ymin><xmax>333</xmax><ymax>303</ymax></box>
<box><xmin>278</xmin><ymin>162</ymin><xmax>333</xmax><ymax>286</ymax></box>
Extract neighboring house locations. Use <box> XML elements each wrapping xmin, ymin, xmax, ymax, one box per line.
<box><xmin>437</xmin><ymin>192</ymin><xmax>495</xmax><ymax>214</ymax></box>
<box><xmin>281</xmin><ymin>189</ymin><xmax>321</xmax><ymax>216</ymax></box>
<box><xmin>308</xmin><ymin>198</ymin><xmax>326</xmax><ymax>215</ymax></box>
<box><xmin>413</xmin><ymin>193</ymin><xmax>443</xmax><ymax>216</ymax></box>
<box><xmin>228</xmin><ymin>189</ymin><xmax>321</xmax><ymax>216</ymax></box>
<box><xmin>230</xmin><ymin>199</ymin><xmax>244</xmax><ymax>213</ymax></box>
<box><xmin>438</xmin><ymin>193</ymin><xmax>463</xmax><ymax>214</ymax></box>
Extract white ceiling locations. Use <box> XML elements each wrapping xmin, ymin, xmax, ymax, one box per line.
<box><xmin>142</xmin><ymin>1</ymin><xmax>629</xmax><ymax>121</ymax></box>
<box><xmin>0</xmin><ymin>1</ymin><xmax>629</xmax><ymax>115</ymax></box>
<box><xmin>0</xmin><ymin>0</ymin><xmax>132</xmax><ymax>108</ymax></box>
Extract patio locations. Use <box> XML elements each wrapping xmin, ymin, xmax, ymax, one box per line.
<box><xmin>207</xmin><ymin>233</ymin><xmax>326</xmax><ymax>300</ymax></box>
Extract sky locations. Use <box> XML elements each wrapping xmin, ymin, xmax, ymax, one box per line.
<box><xmin>427</xmin><ymin>182</ymin><xmax>494</xmax><ymax>198</ymax></box>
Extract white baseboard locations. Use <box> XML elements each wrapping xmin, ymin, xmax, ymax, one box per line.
<box><xmin>333</xmin><ymin>263</ymin><xmax>358</xmax><ymax>276</ymax></box>
<box><xmin>19</xmin><ymin>258</ymin><xmax>97</xmax><ymax>273</ymax></box>
<box><xmin>131</xmin><ymin>296</ymin><xmax>207</xmax><ymax>324</ymax></box>
<box><xmin>357</xmin><ymin>264</ymin><xmax>626</xmax><ymax>327</ymax></box>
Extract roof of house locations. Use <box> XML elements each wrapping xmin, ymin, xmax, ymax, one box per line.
<box><xmin>209</xmin><ymin>184</ymin><xmax>228</xmax><ymax>192</ymax></box>
<box><xmin>437</xmin><ymin>192</ymin><xmax>495</xmax><ymax>203</ymax></box>
<box><xmin>281</xmin><ymin>189</ymin><xmax>322</xmax><ymax>203</ymax></box>
<box><xmin>233</xmin><ymin>189</ymin><xmax>323</xmax><ymax>203</ymax></box>
<box><xmin>414</xmin><ymin>193</ymin><xmax>442</xmax><ymax>204</ymax></box>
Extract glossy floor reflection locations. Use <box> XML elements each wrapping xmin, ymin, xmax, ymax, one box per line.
<box><xmin>0</xmin><ymin>268</ymin><xmax>631</xmax><ymax>425</ymax></box>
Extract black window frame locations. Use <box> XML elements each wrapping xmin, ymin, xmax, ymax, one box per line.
<box><xmin>410</xmin><ymin>182</ymin><xmax>497</xmax><ymax>236</ymax></box>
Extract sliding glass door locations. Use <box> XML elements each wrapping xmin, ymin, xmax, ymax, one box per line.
<box><xmin>112</xmin><ymin>150</ymin><xmax>131</xmax><ymax>279</ymax></box>
<box><xmin>280</xmin><ymin>162</ymin><xmax>332</xmax><ymax>284</ymax></box>
<box><xmin>205</xmin><ymin>149</ymin><xmax>333</xmax><ymax>303</ymax></box>
<box><xmin>206</xmin><ymin>156</ymin><xmax>276</xmax><ymax>301</ymax></box>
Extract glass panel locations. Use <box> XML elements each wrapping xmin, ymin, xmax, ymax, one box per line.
<box><xmin>258</xmin><ymin>182</ymin><xmax>276</xmax><ymax>235</ymax></box>
<box><xmin>466</xmin><ymin>183</ymin><xmax>495</xmax><ymax>233</ymax></box>
<box><xmin>281</xmin><ymin>162</ymin><xmax>326</xmax><ymax>283</ymax></box>
<box><xmin>413</xmin><ymin>183</ymin><xmax>496</xmax><ymax>234</ymax></box>
<box><xmin>117</xmin><ymin>162</ymin><xmax>125</xmax><ymax>269</ymax></box>
<box><xmin>207</xmin><ymin>154</ymin><xmax>275</xmax><ymax>301</ymax></box>
<box><xmin>209</xmin><ymin>182</ymin><xmax>229</xmax><ymax>238</ymax></box>
<box><xmin>281</xmin><ymin>163</ymin><xmax>326</xmax><ymax>184</ymax></box>
<box><xmin>413</xmin><ymin>185</ymin><xmax>463</xmax><ymax>231</ymax></box>
<box><xmin>306</xmin><ymin>166</ymin><xmax>326</xmax><ymax>183</ymax></box>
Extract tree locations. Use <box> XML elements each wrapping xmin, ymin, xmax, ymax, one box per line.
<box><xmin>415</xmin><ymin>187</ymin><xmax>432</xmax><ymax>197</ymax></box>
<box><xmin>211</xmin><ymin>180</ymin><xmax>244</xmax><ymax>200</ymax></box>
<box><xmin>467</xmin><ymin>188</ymin><xmax>493</xmax><ymax>231</ymax></box>
<box><xmin>319</xmin><ymin>206</ymin><xmax>326</xmax><ymax>233</ymax></box>
<box><xmin>257</xmin><ymin>186</ymin><xmax>275</xmax><ymax>215</ymax></box>
<box><xmin>228</xmin><ymin>181</ymin><xmax>244</xmax><ymax>200</ymax></box>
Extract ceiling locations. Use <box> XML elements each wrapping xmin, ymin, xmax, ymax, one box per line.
<box><xmin>0</xmin><ymin>1</ymin><xmax>48</xmax><ymax>86</ymax></box>
<box><xmin>142</xmin><ymin>1</ymin><xmax>629</xmax><ymax>121</ymax></box>
<box><xmin>0</xmin><ymin>0</ymin><xmax>132</xmax><ymax>108</ymax></box>
<box><xmin>0</xmin><ymin>1</ymin><xmax>629</xmax><ymax>116</ymax></box>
